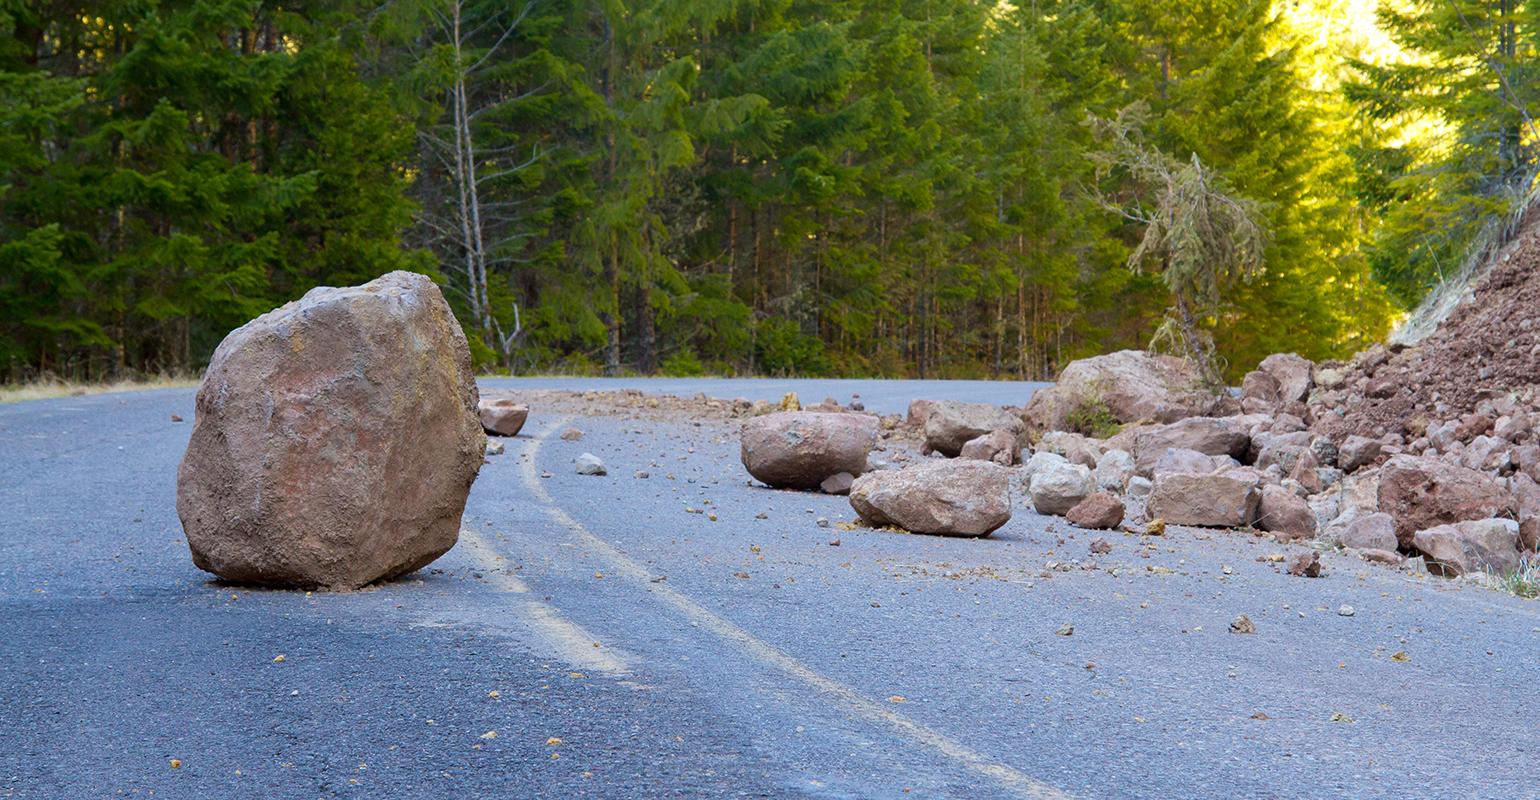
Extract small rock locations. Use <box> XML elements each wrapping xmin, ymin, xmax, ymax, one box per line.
<box><xmin>1286</xmin><ymin>551</ymin><xmax>1322</xmax><ymax>578</ymax></box>
<box><xmin>1230</xmin><ymin>614</ymin><xmax>1256</xmax><ymax>634</ymax></box>
<box><xmin>1337</xmin><ymin>605</ymin><xmax>1355</xmax><ymax>617</ymax></box>
<box><xmin>478</xmin><ymin>398</ymin><xmax>529</xmax><ymax>436</ymax></box>
<box><xmin>820</xmin><ymin>472</ymin><xmax>856</xmax><ymax>495</ymax></box>
<box><xmin>1056</xmin><ymin>624</ymin><xmax>1074</xmax><ymax>636</ymax></box>
<box><xmin>1067</xmin><ymin>493</ymin><xmax>1126</xmax><ymax>530</ymax></box>
<box><xmin>816</xmin><ymin>517</ymin><xmax>830</xmax><ymax>528</ymax></box>
<box><xmin>1088</xmin><ymin>537</ymin><xmax>1112</xmax><ymax>555</ymax></box>
<box><xmin>575</xmin><ymin>453</ymin><xmax>607</xmax><ymax>476</ymax></box>
<box><xmin>1144</xmin><ymin>518</ymin><xmax>1166</xmax><ymax>536</ymax></box>
<box><xmin>634</xmin><ymin>470</ymin><xmax>649</xmax><ymax>479</ymax></box>
<box><xmin>170</xmin><ymin>414</ymin><xmax>184</xmax><ymax>423</ymax></box>
<box><xmin>560</xmin><ymin>428</ymin><xmax>584</xmax><ymax>441</ymax></box>
<box><xmin>484</xmin><ymin>439</ymin><xmax>505</xmax><ymax>456</ymax></box>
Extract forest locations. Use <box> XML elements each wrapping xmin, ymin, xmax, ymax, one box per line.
<box><xmin>1</xmin><ymin>0</ymin><xmax>1536</xmax><ymax>382</ymax></box>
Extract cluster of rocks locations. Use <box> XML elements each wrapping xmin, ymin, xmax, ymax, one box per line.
<box><xmin>738</xmin><ymin>346</ymin><xmax>1538</xmax><ymax>580</ymax></box>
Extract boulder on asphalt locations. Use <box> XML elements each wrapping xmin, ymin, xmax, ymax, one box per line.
<box><xmin>958</xmin><ymin>429</ymin><xmax>1020</xmax><ymax>466</ymax></box>
<box><xmin>1147</xmin><ymin>470</ymin><xmax>1261</xmax><ymax>528</ymax></box>
<box><xmin>924</xmin><ymin>401</ymin><xmax>1024</xmax><ymax>457</ymax></box>
<box><xmin>177</xmin><ymin>271</ymin><xmax>484</xmax><ymax>590</ymax></box>
<box><xmin>1412</xmin><ymin>519</ymin><xmax>1521</xmax><ymax>577</ymax></box>
<box><xmin>1066</xmin><ymin>492</ymin><xmax>1125</xmax><ymax>529</ymax></box>
<box><xmin>740</xmin><ymin>411</ymin><xmax>878</xmax><ymax>491</ymax></box>
<box><xmin>849</xmin><ymin>460</ymin><xmax>1011</xmax><ymax>537</ymax></box>
<box><xmin>1255</xmin><ymin>484</ymin><xmax>1317</xmax><ymax>540</ymax></box>
<box><xmin>1037</xmin><ymin>431</ymin><xmax>1105</xmax><ymax>468</ymax></box>
<box><xmin>1132</xmin><ymin>417</ymin><xmax>1249</xmax><ymax>476</ymax></box>
<box><xmin>575</xmin><ymin>453</ymin><xmax>607</xmax><ymax>475</ymax></box>
<box><xmin>1095</xmin><ymin>448</ymin><xmax>1136</xmax><ymax>492</ymax></box>
<box><xmin>1029</xmin><ymin>461</ymin><xmax>1096</xmax><ymax>516</ymax></box>
<box><xmin>1377</xmin><ymin>455</ymin><xmax>1516</xmax><ymax>548</ymax></box>
<box><xmin>1509</xmin><ymin>473</ymin><xmax>1540</xmax><ymax>551</ymax></box>
<box><xmin>478</xmin><ymin>398</ymin><xmax>529</xmax><ymax>436</ymax></box>
<box><xmin>1021</xmin><ymin>450</ymin><xmax>1070</xmax><ymax>485</ymax></box>
<box><xmin>1021</xmin><ymin>350</ymin><xmax>1228</xmax><ymax>434</ymax></box>
<box><xmin>1333</xmin><ymin>512</ymin><xmax>1398</xmax><ymax>552</ymax></box>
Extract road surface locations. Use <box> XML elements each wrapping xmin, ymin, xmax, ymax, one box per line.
<box><xmin>2</xmin><ymin>379</ymin><xmax>1537</xmax><ymax>799</ymax></box>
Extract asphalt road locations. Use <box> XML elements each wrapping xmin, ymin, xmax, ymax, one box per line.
<box><xmin>3</xmin><ymin>379</ymin><xmax>1538</xmax><ymax>799</ymax></box>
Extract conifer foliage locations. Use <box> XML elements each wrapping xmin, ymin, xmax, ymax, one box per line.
<box><xmin>1</xmin><ymin>0</ymin><xmax>1435</xmax><ymax>382</ymax></box>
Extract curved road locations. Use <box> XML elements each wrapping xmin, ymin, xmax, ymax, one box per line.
<box><xmin>2</xmin><ymin>379</ymin><xmax>1537</xmax><ymax>798</ymax></box>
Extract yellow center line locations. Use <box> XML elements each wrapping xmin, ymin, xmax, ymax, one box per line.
<box><xmin>505</xmin><ymin>414</ymin><xmax>1073</xmax><ymax>800</ymax></box>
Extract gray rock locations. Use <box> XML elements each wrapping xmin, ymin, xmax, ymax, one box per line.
<box><xmin>849</xmin><ymin>460</ymin><xmax>1011</xmax><ymax>536</ymax></box>
<box><xmin>1095</xmin><ymin>448</ymin><xmax>1136</xmax><ymax>492</ymax></box>
<box><xmin>575</xmin><ymin>453</ymin><xmax>607</xmax><ymax>475</ymax></box>
<box><xmin>924</xmin><ymin>401</ymin><xmax>1024</xmax><ymax>457</ymax></box>
<box><xmin>1029</xmin><ymin>461</ymin><xmax>1095</xmax><ymax>516</ymax></box>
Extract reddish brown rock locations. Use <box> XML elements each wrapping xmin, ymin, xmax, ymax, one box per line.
<box><xmin>1147</xmin><ymin>470</ymin><xmax>1261</xmax><ymax>528</ymax></box>
<box><xmin>1338</xmin><ymin>435</ymin><xmax>1383</xmax><ymax>473</ymax></box>
<box><xmin>923</xmin><ymin>401</ymin><xmax>1024</xmax><ymax>457</ymax></box>
<box><xmin>1377</xmin><ymin>455</ymin><xmax>1516</xmax><ymax>547</ymax></box>
<box><xmin>1287</xmin><ymin>551</ymin><xmax>1322</xmax><ymax>577</ymax></box>
<box><xmin>820</xmin><ymin>472</ymin><xmax>855</xmax><ymax>495</ymax></box>
<box><xmin>478</xmin><ymin>398</ymin><xmax>528</xmax><ymax>436</ymax></box>
<box><xmin>849</xmin><ymin>460</ymin><xmax>1011</xmax><ymax>537</ymax></box>
<box><xmin>1412</xmin><ymin>519</ymin><xmax>1521</xmax><ymax>577</ymax></box>
<box><xmin>958</xmin><ymin>428</ymin><xmax>1020</xmax><ymax>466</ymax></box>
<box><xmin>177</xmin><ymin>271</ymin><xmax>485</xmax><ymax>590</ymax></box>
<box><xmin>740</xmin><ymin>411</ymin><xmax>878</xmax><ymax>491</ymax></box>
<box><xmin>1255</xmin><ymin>484</ymin><xmax>1317</xmax><ymax>541</ymax></box>
<box><xmin>1131</xmin><ymin>417</ymin><xmax>1250</xmax><ymax>476</ymax></box>
<box><xmin>1066</xmin><ymin>492</ymin><xmax>1126</xmax><ymax>530</ymax></box>
<box><xmin>1334</xmin><ymin>512</ymin><xmax>1398</xmax><ymax>552</ymax></box>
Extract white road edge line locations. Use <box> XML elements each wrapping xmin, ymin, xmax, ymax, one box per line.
<box><xmin>458</xmin><ymin>526</ymin><xmax>631</xmax><ymax>676</ymax></box>
<box><xmin>513</xmin><ymin>415</ymin><xmax>1073</xmax><ymax>800</ymax></box>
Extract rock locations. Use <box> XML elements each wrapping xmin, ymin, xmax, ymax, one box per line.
<box><xmin>1056</xmin><ymin>623</ymin><xmax>1074</xmax><ymax>636</ymax></box>
<box><xmin>1066</xmin><ymin>492</ymin><xmax>1125</xmax><ymax>529</ymax></box>
<box><xmin>1021</xmin><ymin>350</ymin><xmax>1228</xmax><ymax>434</ymax></box>
<box><xmin>575</xmin><ymin>453</ymin><xmax>607</xmax><ymax>475</ymax></box>
<box><xmin>1029</xmin><ymin>461</ymin><xmax>1096</xmax><ymax>516</ymax></box>
<box><xmin>484</xmin><ymin>439</ymin><xmax>505</xmax><ymax>456</ymax></box>
<box><xmin>560</xmin><ymin>427</ymin><xmax>584</xmax><ymax>441</ymax></box>
<box><xmin>1338</xmin><ymin>435</ymin><xmax>1381</xmax><ymax>472</ymax></box>
<box><xmin>1286</xmin><ymin>551</ymin><xmax>1322</xmax><ymax>577</ymax></box>
<box><xmin>1412</xmin><ymin>519</ymin><xmax>1521</xmax><ymax>577</ymax></box>
<box><xmin>1147</xmin><ymin>470</ymin><xmax>1261</xmax><ymax>528</ymax></box>
<box><xmin>1378</xmin><ymin>455</ymin><xmax>1517</xmax><ymax>548</ymax></box>
<box><xmin>1357</xmin><ymin>548</ymin><xmax>1403</xmax><ymax>565</ymax></box>
<box><xmin>1334</xmin><ymin>512</ymin><xmax>1398</xmax><ymax>552</ymax></box>
<box><xmin>1095</xmin><ymin>449</ymin><xmax>1136</xmax><ymax>492</ymax></box>
<box><xmin>1037</xmin><ymin>431</ymin><xmax>1105</xmax><ymax>468</ymax></box>
<box><xmin>820</xmin><ymin>472</ymin><xmax>855</xmax><ymax>495</ymax></box>
<box><xmin>1239</xmin><ymin>369</ymin><xmax>1282</xmax><ymax>407</ymax></box>
<box><xmin>740</xmin><ymin>411</ymin><xmax>878</xmax><ymax>491</ymax></box>
<box><xmin>1126</xmin><ymin>475</ymin><xmax>1154</xmax><ymax>499</ymax></box>
<box><xmin>1021</xmin><ymin>451</ymin><xmax>1070</xmax><ymax>484</ymax></box>
<box><xmin>958</xmin><ymin>429</ymin><xmax>1020</xmax><ymax>466</ymax></box>
<box><xmin>906</xmin><ymin>399</ymin><xmax>936</xmax><ymax>429</ymax></box>
<box><xmin>478</xmin><ymin>398</ymin><xmax>528</xmax><ymax>436</ymax></box>
<box><xmin>1256</xmin><ymin>484</ymin><xmax>1317</xmax><ymax>540</ymax></box>
<box><xmin>848</xmin><ymin>460</ymin><xmax>1012</xmax><ymax>537</ymax></box>
<box><xmin>1150</xmin><ymin>447</ymin><xmax>1233</xmax><ymax>477</ymax></box>
<box><xmin>923</xmin><ymin>401</ymin><xmax>1024</xmax><ymax>457</ymax></box>
<box><xmin>1132</xmin><ymin>418</ymin><xmax>1249</xmax><ymax>476</ymax></box>
<box><xmin>1258</xmin><ymin>353</ymin><xmax>1314</xmax><ymax>403</ymax></box>
<box><xmin>1089</xmin><ymin>536</ymin><xmax>1113</xmax><ymax>554</ymax></box>
<box><xmin>1230</xmin><ymin>615</ymin><xmax>1256</xmax><ymax>634</ymax></box>
<box><xmin>1337</xmin><ymin>604</ymin><xmax>1355</xmax><ymax>617</ymax></box>
<box><xmin>1509</xmin><ymin>473</ymin><xmax>1540</xmax><ymax>551</ymax></box>
<box><xmin>176</xmin><ymin>271</ymin><xmax>484</xmax><ymax>590</ymax></box>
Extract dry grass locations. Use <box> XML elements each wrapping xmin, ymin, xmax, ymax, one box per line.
<box><xmin>0</xmin><ymin>375</ymin><xmax>199</xmax><ymax>404</ymax></box>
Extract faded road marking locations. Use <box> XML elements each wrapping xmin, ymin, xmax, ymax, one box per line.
<box><xmin>510</xmin><ymin>416</ymin><xmax>1072</xmax><ymax>800</ymax></box>
<box><xmin>459</xmin><ymin>527</ymin><xmax>630</xmax><ymax>675</ymax></box>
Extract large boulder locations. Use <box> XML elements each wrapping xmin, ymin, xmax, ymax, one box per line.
<box><xmin>1412</xmin><ymin>519</ymin><xmax>1521</xmax><ymax>577</ymax></box>
<box><xmin>1021</xmin><ymin>350</ymin><xmax>1227</xmax><ymax>434</ymax></box>
<box><xmin>1377</xmin><ymin>455</ymin><xmax>1516</xmax><ymax>548</ymax></box>
<box><xmin>1150</xmin><ymin>447</ymin><xmax>1235</xmax><ymax>477</ymax></box>
<box><xmin>741</xmin><ymin>412</ymin><xmax>878</xmax><ymax>491</ymax></box>
<box><xmin>1332</xmin><ymin>512</ymin><xmax>1398</xmax><ymax>552</ymax></box>
<box><xmin>923</xmin><ymin>401</ymin><xmax>1024</xmax><ymax>457</ymax></box>
<box><xmin>177</xmin><ymin>271</ymin><xmax>485</xmax><ymax>590</ymax></box>
<box><xmin>1029</xmin><ymin>461</ymin><xmax>1096</xmax><ymax>516</ymax></box>
<box><xmin>1095</xmin><ymin>448</ymin><xmax>1136</xmax><ymax>492</ymax></box>
<box><xmin>1066</xmin><ymin>492</ymin><xmax>1125</xmax><ymax>530</ymax></box>
<box><xmin>1131</xmin><ymin>417</ymin><xmax>1249</xmax><ymax>476</ymax></box>
<box><xmin>849</xmin><ymin>460</ymin><xmax>1011</xmax><ymax>537</ymax></box>
<box><xmin>1147</xmin><ymin>470</ymin><xmax>1261</xmax><ymax>528</ymax></box>
<box><xmin>478</xmin><ymin>398</ymin><xmax>529</xmax><ymax>436</ymax></box>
